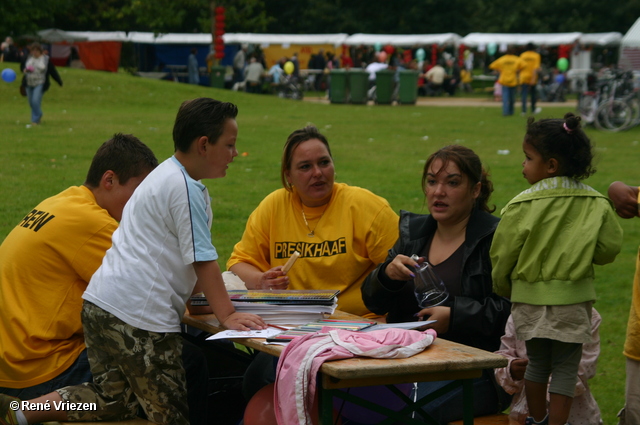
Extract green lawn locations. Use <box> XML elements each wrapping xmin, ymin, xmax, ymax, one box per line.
<box><xmin>1</xmin><ymin>64</ymin><xmax>639</xmax><ymax>423</ymax></box>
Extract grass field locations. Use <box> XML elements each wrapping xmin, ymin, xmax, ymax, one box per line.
<box><xmin>1</xmin><ymin>63</ymin><xmax>640</xmax><ymax>423</ymax></box>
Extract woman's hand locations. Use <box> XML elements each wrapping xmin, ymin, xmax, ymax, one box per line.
<box><xmin>258</xmin><ymin>266</ymin><xmax>290</xmax><ymax>290</ymax></box>
<box><xmin>416</xmin><ymin>306</ymin><xmax>450</xmax><ymax>334</ymax></box>
<box><xmin>221</xmin><ymin>312</ymin><xmax>267</xmax><ymax>331</ymax></box>
<box><xmin>510</xmin><ymin>358</ymin><xmax>528</xmax><ymax>381</ymax></box>
<box><xmin>385</xmin><ymin>254</ymin><xmax>422</xmax><ymax>281</ymax></box>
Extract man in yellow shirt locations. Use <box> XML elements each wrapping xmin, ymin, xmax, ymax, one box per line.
<box><xmin>489</xmin><ymin>46</ymin><xmax>526</xmax><ymax>116</ymax></box>
<box><xmin>520</xmin><ymin>43</ymin><xmax>542</xmax><ymax>115</ymax></box>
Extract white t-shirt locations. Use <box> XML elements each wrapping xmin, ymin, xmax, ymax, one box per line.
<box><xmin>84</xmin><ymin>156</ymin><xmax>217</xmax><ymax>333</ymax></box>
<box><xmin>365</xmin><ymin>62</ymin><xmax>389</xmax><ymax>81</ymax></box>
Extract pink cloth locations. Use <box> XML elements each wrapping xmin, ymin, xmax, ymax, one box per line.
<box><xmin>494</xmin><ymin>312</ymin><xmax>602</xmax><ymax>425</ymax></box>
<box><xmin>274</xmin><ymin>327</ymin><xmax>437</xmax><ymax>425</ymax></box>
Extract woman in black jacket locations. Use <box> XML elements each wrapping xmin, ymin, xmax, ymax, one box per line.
<box><xmin>361</xmin><ymin>144</ymin><xmax>511</xmax><ymax>424</ymax></box>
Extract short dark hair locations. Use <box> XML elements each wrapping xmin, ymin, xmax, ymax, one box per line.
<box><xmin>172</xmin><ymin>98</ymin><xmax>239</xmax><ymax>152</ymax></box>
<box><xmin>422</xmin><ymin>145</ymin><xmax>495</xmax><ymax>213</ymax></box>
<box><xmin>85</xmin><ymin>133</ymin><xmax>158</xmax><ymax>188</ymax></box>
<box><xmin>524</xmin><ymin>112</ymin><xmax>595</xmax><ymax>180</ymax></box>
<box><xmin>280</xmin><ymin>125</ymin><xmax>332</xmax><ymax>191</ymax></box>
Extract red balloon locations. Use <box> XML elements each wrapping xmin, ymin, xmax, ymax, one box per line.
<box><xmin>215</xmin><ymin>6</ymin><xmax>225</xmax><ymax>14</ymax></box>
<box><xmin>244</xmin><ymin>384</ymin><xmax>278</xmax><ymax>425</ymax></box>
<box><xmin>215</xmin><ymin>52</ymin><xmax>225</xmax><ymax>59</ymax></box>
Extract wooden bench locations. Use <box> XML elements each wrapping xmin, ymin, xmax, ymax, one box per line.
<box><xmin>44</xmin><ymin>419</ymin><xmax>153</xmax><ymax>425</ymax></box>
<box><xmin>449</xmin><ymin>412</ymin><xmax>509</xmax><ymax>425</ymax></box>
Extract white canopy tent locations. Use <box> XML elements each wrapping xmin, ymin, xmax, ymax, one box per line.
<box><xmin>127</xmin><ymin>32</ymin><xmax>212</xmax><ymax>44</ymax></box>
<box><xmin>127</xmin><ymin>32</ymin><xmax>350</xmax><ymax>47</ymax></box>
<box><xmin>343</xmin><ymin>33</ymin><xmax>461</xmax><ymax>46</ymax></box>
<box><xmin>620</xmin><ymin>18</ymin><xmax>640</xmax><ymax>70</ymax></box>
<box><xmin>38</xmin><ymin>28</ymin><xmax>88</xmax><ymax>43</ymax></box>
<box><xmin>65</xmin><ymin>31</ymin><xmax>128</xmax><ymax>42</ymax></box>
<box><xmin>223</xmin><ymin>33</ymin><xmax>348</xmax><ymax>47</ymax></box>
<box><xmin>579</xmin><ymin>32</ymin><xmax>622</xmax><ymax>46</ymax></box>
<box><xmin>459</xmin><ymin>32</ymin><xmax>582</xmax><ymax>47</ymax></box>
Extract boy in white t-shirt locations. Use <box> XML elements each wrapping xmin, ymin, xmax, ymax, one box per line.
<box><xmin>1</xmin><ymin>98</ymin><xmax>267</xmax><ymax>425</ymax></box>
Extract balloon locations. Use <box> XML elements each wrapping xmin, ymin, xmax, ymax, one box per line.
<box><xmin>378</xmin><ymin>51</ymin><xmax>388</xmax><ymax>63</ymax></box>
<box><xmin>415</xmin><ymin>48</ymin><xmax>426</xmax><ymax>61</ymax></box>
<box><xmin>334</xmin><ymin>384</ymin><xmax>413</xmax><ymax>424</ymax></box>
<box><xmin>374</xmin><ymin>42</ymin><xmax>383</xmax><ymax>53</ymax></box>
<box><xmin>244</xmin><ymin>384</ymin><xmax>277</xmax><ymax>425</ymax></box>
<box><xmin>2</xmin><ymin>68</ymin><xmax>16</xmax><ymax>83</ymax></box>
<box><xmin>383</xmin><ymin>44</ymin><xmax>395</xmax><ymax>55</ymax></box>
<box><xmin>557</xmin><ymin>57</ymin><xmax>569</xmax><ymax>72</ymax></box>
<box><xmin>283</xmin><ymin>61</ymin><xmax>294</xmax><ymax>75</ymax></box>
<box><xmin>487</xmin><ymin>43</ymin><xmax>497</xmax><ymax>56</ymax></box>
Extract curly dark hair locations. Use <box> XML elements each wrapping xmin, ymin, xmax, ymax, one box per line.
<box><xmin>524</xmin><ymin>112</ymin><xmax>595</xmax><ymax>180</ymax></box>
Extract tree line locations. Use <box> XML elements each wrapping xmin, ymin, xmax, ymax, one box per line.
<box><xmin>2</xmin><ymin>0</ymin><xmax>639</xmax><ymax>43</ymax></box>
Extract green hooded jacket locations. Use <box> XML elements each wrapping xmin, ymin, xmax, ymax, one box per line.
<box><xmin>491</xmin><ymin>176</ymin><xmax>622</xmax><ymax>305</ymax></box>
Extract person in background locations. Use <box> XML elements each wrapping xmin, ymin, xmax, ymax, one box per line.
<box><xmin>424</xmin><ymin>60</ymin><xmax>446</xmax><ymax>96</ymax></box>
<box><xmin>443</xmin><ymin>57</ymin><xmax>460</xmax><ymax>96</ymax></box>
<box><xmin>233</xmin><ymin>44</ymin><xmax>247</xmax><ymax>84</ymax></box>
<box><xmin>187</xmin><ymin>48</ymin><xmax>200</xmax><ymax>85</ymax></box>
<box><xmin>607</xmin><ymin>181</ymin><xmax>640</xmax><ymax>425</ymax></box>
<box><xmin>495</xmin><ymin>309</ymin><xmax>603</xmax><ymax>425</ymax></box>
<box><xmin>491</xmin><ymin>113</ymin><xmax>622</xmax><ymax>425</ymax></box>
<box><xmin>489</xmin><ymin>46</ymin><xmax>525</xmax><ymax>116</ymax></box>
<box><xmin>520</xmin><ymin>43</ymin><xmax>542</xmax><ymax>115</ymax></box>
<box><xmin>362</xmin><ymin>144</ymin><xmax>512</xmax><ymax>424</ymax></box>
<box><xmin>20</xmin><ymin>42</ymin><xmax>62</xmax><ymax>126</ymax></box>
<box><xmin>1</xmin><ymin>36</ymin><xmax>19</xmax><ymax>62</ymax></box>
<box><xmin>244</xmin><ymin>56</ymin><xmax>265</xmax><ymax>94</ymax></box>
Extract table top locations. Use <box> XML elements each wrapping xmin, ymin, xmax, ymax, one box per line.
<box><xmin>183</xmin><ymin>311</ymin><xmax>507</xmax><ymax>389</ymax></box>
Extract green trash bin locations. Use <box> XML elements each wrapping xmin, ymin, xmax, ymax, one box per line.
<box><xmin>347</xmin><ymin>69</ymin><xmax>369</xmax><ymax>104</ymax></box>
<box><xmin>398</xmin><ymin>70</ymin><xmax>419</xmax><ymax>105</ymax></box>
<box><xmin>375</xmin><ymin>70</ymin><xmax>394</xmax><ymax>104</ymax></box>
<box><xmin>329</xmin><ymin>69</ymin><xmax>348</xmax><ymax>104</ymax></box>
<box><xmin>210</xmin><ymin>65</ymin><xmax>225</xmax><ymax>89</ymax></box>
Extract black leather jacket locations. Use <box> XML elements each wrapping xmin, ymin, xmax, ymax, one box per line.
<box><xmin>361</xmin><ymin>208</ymin><xmax>511</xmax><ymax>353</ymax></box>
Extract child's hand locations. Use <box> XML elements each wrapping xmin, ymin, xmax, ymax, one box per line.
<box><xmin>608</xmin><ymin>181</ymin><xmax>639</xmax><ymax>219</ymax></box>
<box><xmin>510</xmin><ymin>358</ymin><xmax>528</xmax><ymax>381</ymax></box>
<box><xmin>221</xmin><ymin>312</ymin><xmax>267</xmax><ymax>331</ymax></box>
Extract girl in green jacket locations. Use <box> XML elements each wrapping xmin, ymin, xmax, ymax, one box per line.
<box><xmin>491</xmin><ymin>112</ymin><xmax>622</xmax><ymax>425</ymax></box>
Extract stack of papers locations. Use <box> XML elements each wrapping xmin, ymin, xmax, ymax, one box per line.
<box><xmin>231</xmin><ymin>300</ymin><xmax>337</xmax><ymax>326</ymax></box>
<box><xmin>190</xmin><ymin>289</ymin><xmax>340</xmax><ymax>326</ymax></box>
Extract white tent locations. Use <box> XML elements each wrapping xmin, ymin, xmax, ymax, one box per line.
<box><xmin>344</xmin><ymin>33</ymin><xmax>461</xmax><ymax>46</ymax></box>
<box><xmin>223</xmin><ymin>33</ymin><xmax>348</xmax><ymax>47</ymax></box>
<box><xmin>127</xmin><ymin>32</ymin><xmax>212</xmax><ymax>44</ymax></box>
<box><xmin>38</xmin><ymin>28</ymin><xmax>88</xmax><ymax>43</ymax></box>
<box><xmin>65</xmin><ymin>31</ymin><xmax>128</xmax><ymax>42</ymax></box>
<box><xmin>620</xmin><ymin>18</ymin><xmax>640</xmax><ymax>70</ymax></box>
<box><xmin>126</xmin><ymin>32</ymin><xmax>349</xmax><ymax>47</ymax></box>
<box><xmin>459</xmin><ymin>32</ymin><xmax>582</xmax><ymax>47</ymax></box>
<box><xmin>579</xmin><ymin>32</ymin><xmax>622</xmax><ymax>46</ymax></box>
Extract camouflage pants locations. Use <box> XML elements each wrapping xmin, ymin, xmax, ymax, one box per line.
<box><xmin>57</xmin><ymin>301</ymin><xmax>189</xmax><ymax>424</ymax></box>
